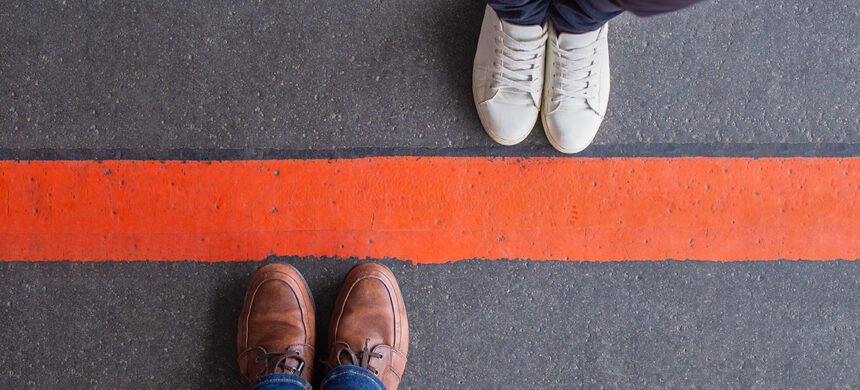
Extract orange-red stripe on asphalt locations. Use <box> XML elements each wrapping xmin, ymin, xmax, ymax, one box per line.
<box><xmin>0</xmin><ymin>157</ymin><xmax>858</xmax><ymax>263</ymax></box>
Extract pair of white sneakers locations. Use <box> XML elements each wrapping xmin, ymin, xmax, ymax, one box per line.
<box><xmin>472</xmin><ymin>5</ymin><xmax>610</xmax><ymax>153</ymax></box>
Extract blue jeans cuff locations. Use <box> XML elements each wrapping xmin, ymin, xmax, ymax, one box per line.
<box><xmin>249</xmin><ymin>372</ymin><xmax>311</xmax><ymax>390</ymax></box>
<box><xmin>321</xmin><ymin>365</ymin><xmax>387</xmax><ymax>390</ymax></box>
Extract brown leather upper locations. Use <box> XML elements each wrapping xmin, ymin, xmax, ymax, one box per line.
<box><xmin>328</xmin><ymin>263</ymin><xmax>409</xmax><ymax>390</ymax></box>
<box><xmin>237</xmin><ymin>263</ymin><xmax>316</xmax><ymax>385</ymax></box>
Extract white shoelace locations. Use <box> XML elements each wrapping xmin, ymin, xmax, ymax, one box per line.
<box><xmin>551</xmin><ymin>40</ymin><xmax>599</xmax><ymax>103</ymax></box>
<box><xmin>492</xmin><ymin>29</ymin><xmax>547</xmax><ymax>94</ymax></box>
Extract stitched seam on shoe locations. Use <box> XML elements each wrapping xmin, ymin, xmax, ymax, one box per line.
<box><xmin>321</xmin><ymin>369</ymin><xmax>383</xmax><ymax>390</ymax></box>
<box><xmin>250</xmin><ymin>378</ymin><xmax>311</xmax><ymax>390</ymax></box>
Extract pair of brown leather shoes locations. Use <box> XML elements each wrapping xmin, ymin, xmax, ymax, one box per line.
<box><xmin>237</xmin><ymin>263</ymin><xmax>409</xmax><ymax>390</ymax></box>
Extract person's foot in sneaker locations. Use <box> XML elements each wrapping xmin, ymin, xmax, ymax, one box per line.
<box><xmin>327</xmin><ymin>263</ymin><xmax>409</xmax><ymax>390</ymax></box>
<box><xmin>542</xmin><ymin>22</ymin><xmax>610</xmax><ymax>153</ymax></box>
<box><xmin>473</xmin><ymin>5</ymin><xmax>548</xmax><ymax>145</ymax></box>
<box><xmin>237</xmin><ymin>263</ymin><xmax>316</xmax><ymax>387</ymax></box>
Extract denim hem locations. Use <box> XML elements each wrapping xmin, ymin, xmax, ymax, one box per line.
<box><xmin>249</xmin><ymin>372</ymin><xmax>311</xmax><ymax>390</ymax></box>
<box><xmin>321</xmin><ymin>365</ymin><xmax>386</xmax><ymax>390</ymax></box>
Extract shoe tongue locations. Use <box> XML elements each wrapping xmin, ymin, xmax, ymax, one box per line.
<box><xmin>268</xmin><ymin>350</ymin><xmax>304</xmax><ymax>374</ymax></box>
<box><xmin>281</xmin><ymin>358</ymin><xmax>303</xmax><ymax>373</ymax></box>
<box><xmin>558</xmin><ymin>29</ymin><xmax>600</xmax><ymax>50</ymax></box>
<box><xmin>501</xmin><ymin>20</ymin><xmax>543</xmax><ymax>41</ymax></box>
<box><xmin>494</xmin><ymin>90</ymin><xmax>535</xmax><ymax>106</ymax></box>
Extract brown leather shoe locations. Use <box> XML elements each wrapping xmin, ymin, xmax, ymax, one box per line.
<box><xmin>237</xmin><ymin>263</ymin><xmax>316</xmax><ymax>385</ymax></box>
<box><xmin>328</xmin><ymin>263</ymin><xmax>409</xmax><ymax>390</ymax></box>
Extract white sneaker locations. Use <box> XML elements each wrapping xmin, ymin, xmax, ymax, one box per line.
<box><xmin>542</xmin><ymin>23</ymin><xmax>610</xmax><ymax>154</ymax></box>
<box><xmin>473</xmin><ymin>5</ymin><xmax>548</xmax><ymax>145</ymax></box>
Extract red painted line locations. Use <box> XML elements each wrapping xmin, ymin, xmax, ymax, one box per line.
<box><xmin>0</xmin><ymin>158</ymin><xmax>858</xmax><ymax>263</ymax></box>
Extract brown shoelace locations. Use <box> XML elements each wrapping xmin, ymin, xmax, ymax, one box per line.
<box><xmin>238</xmin><ymin>346</ymin><xmax>306</xmax><ymax>386</ymax></box>
<box><xmin>334</xmin><ymin>338</ymin><xmax>384</xmax><ymax>375</ymax></box>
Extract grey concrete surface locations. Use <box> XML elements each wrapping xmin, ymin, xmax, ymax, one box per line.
<box><xmin>1</xmin><ymin>259</ymin><xmax>858</xmax><ymax>389</ymax></box>
<box><xmin>1</xmin><ymin>0</ymin><xmax>858</xmax><ymax>151</ymax></box>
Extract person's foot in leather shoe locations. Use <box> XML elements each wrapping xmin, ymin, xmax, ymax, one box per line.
<box><xmin>328</xmin><ymin>263</ymin><xmax>409</xmax><ymax>390</ymax></box>
<box><xmin>237</xmin><ymin>263</ymin><xmax>316</xmax><ymax>386</ymax></box>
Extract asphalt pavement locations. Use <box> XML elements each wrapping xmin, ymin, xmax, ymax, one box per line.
<box><xmin>0</xmin><ymin>0</ymin><xmax>858</xmax><ymax>388</ymax></box>
<box><xmin>1</xmin><ymin>0</ymin><xmax>858</xmax><ymax>151</ymax></box>
<box><xmin>2</xmin><ymin>259</ymin><xmax>859</xmax><ymax>389</ymax></box>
